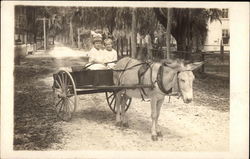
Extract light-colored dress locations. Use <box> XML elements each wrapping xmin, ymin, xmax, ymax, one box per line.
<box><xmin>104</xmin><ymin>49</ymin><xmax>117</xmax><ymax>69</ymax></box>
<box><xmin>86</xmin><ymin>48</ymin><xmax>117</xmax><ymax>70</ymax></box>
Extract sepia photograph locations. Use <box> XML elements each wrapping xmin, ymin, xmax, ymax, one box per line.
<box><xmin>1</xmin><ymin>1</ymin><xmax>249</xmax><ymax>159</ymax></box>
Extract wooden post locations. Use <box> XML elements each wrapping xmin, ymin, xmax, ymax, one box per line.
<box><xmin>69</xmin><ymin>20</ymin><xmax>74</xmax><ymax>47</ymax></box>
<box><xmin>131</xmin><ymin>8</ymin><xmax>137</xmax><ymax>58</ymax></box>
<box><xmin>220</xmin><ymin>40</ymin><xmax>224</xmax><ymax>62</ymax></box>
<box><xmin>166</xmin><ymin>8</ymin><xmax>172</xmax><ymax>59</ymax></box>
<box><xmin>43</xmin><ymin>17</ymin><xmax>47</xmax><ymax>51</ymax></box>
<box><xmin>129</xmin><ymin>36</ymin><xmax>132</xmax><ymax>57</ymax></box>
<box><xmin>36</xmin><ymin>17</ymin><xmax>48</xmax><ymax>51</ymax></box>
<box><xmin>126</xmin><ymin>38</ymin><xmax>129</xmax><ymax>56</ymax></box>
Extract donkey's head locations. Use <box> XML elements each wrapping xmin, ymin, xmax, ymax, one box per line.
<box><xmin>162</xmin><ymin>59</ymin><xmax>203</xmax><ymax>103</ymax></box>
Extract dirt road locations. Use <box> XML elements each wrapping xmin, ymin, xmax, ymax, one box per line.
<box><xmin>14</xmin><ymin>44</ymin><xmax>229</xmax><ymax>151</ymax></box>
<box><xmin>49</xmin><ymin>94</ymin><xmax>229</xmax><ymax>151</ymax></box>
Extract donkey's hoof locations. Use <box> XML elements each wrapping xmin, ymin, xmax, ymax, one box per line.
<box><xmin>115</xmin><ymin>122</ymin><xmax>122</xmax><ymax>127</ymax></box>
<box><xmin>151</xmin><ymin>135</ymin><xmax>158</xmax><ymax>141</ymax></box>
<box><xmin>157</xmin><ymin>132</ymin><xmax>163</xmax><ymax>137</ymax></box>
<box><xmin>122</xmin><ymin>123</ymin><xmax>129</xmax><ymax>128</ymax></box>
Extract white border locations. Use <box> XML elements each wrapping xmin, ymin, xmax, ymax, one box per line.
<box><xmin>1</xmin><ymin>1</ymin><xmax>249</xmax><ymax>159</ymax></box>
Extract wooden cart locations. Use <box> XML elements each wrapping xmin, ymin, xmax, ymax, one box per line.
<box><xmin>52</xmin><ymin>67</ymin><xmax>153</xmax><ymax>121</ymax></box>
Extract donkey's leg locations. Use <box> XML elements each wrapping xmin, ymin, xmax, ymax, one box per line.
<box><xmin>121</xmin><ymin>94</ymin><xmax>129</xmax><ymax>127</ymax></box>
<box><xmin>115</xmin><ymin>92</ymin><xmax>122</xmax><ymax>127</ymax></box>
<box><xmin>150</xmin><ymin>98</ymin><xmax>158</xmax><ymax>141</ymax></box>
<box><xmin>156</xmin><ymin>98</ymin><xmax>164</xmax><ymax>137</ymax></box>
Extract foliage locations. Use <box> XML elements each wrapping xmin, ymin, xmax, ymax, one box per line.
<box><xmin>136</xmin><ymin>8</ymin><xmax>158</xmax><ymax>35</ymax></box>
<box><xmin>21</xmin><ymin>6</ymin><xmax>222</xmax><ymax>51</ymax></box>
<box><xmin>154</xmin><ymin>8</ymin><xmax>222</xmax><ymax>51</ymax></box>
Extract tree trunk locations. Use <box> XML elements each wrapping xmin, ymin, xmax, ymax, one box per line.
<box><xmin>69</xmin><ymin>19</ymin><xmax>74</xmax><ymax>47</ymax></box>
<box><xmin>146</xmin><ymin>34</ymin><xmax>153</xmax><ymax>60</ymax></box>
<box><xmin>52</xmin><ymin>36</ymin><xmax>55</xmax><ymax>45</ymax></box>
<box><xmin>176</xmin><ymin>36</ymin><xmax>186</xmax><ymax>51</ymax></box>
<box><xmin>131</xmin><ymin>8</ymin><xmax>137</xmax><ymax>59</ymax></box>
<box><xmin>77</xmin><ymin>28</ymin><xmax>81</xmax><ymax>49</ymax></box>
<box><xmin>165</xmin><ymin>8</ymin><xmax>172</xmax><ymax>59</ymax></box>
<box><xmin>43</xmin><ymin>17</ymin><xmax>47</xmax><ymax>50</ymax></box>
<box><xmin>176</xmin><ymin>35</ymin><xmax>186</xmax><ymax>59</ymax></box>
<box><xmin>185</xmin><ymin>9</ymin><xmax>192</xmax><ymax>60</ymax></box>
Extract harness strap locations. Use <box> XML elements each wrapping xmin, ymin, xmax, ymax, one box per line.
<box><xmin>156</xmin><ymin>65</ymin><xmax>173</xmax><ymax>95</ymax></box>
<box><xmin>138</xmin><ymin>62</ymin><xmax>154</xmax><ymax>101</ymax></box>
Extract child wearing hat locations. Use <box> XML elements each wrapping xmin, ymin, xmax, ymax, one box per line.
<box><xmin>85</xmin><ymin>32</ymin><xmax>118</xmax><ymax>70</ymax></box>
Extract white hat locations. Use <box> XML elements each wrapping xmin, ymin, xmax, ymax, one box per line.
<box><xmin>93</xmin><ymin>34</ymin><xmax>102</xmax><ymax>43</ymax></box>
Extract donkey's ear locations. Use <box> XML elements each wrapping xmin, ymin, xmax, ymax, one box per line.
<box><xmin>161</xmin><ymin>59</ymin><xmax>179</xmax><ymax>68</ymax></box>
<box><xmin>186</xmin><ymin>61</ymin><xmax>204</xmax><ymax>70</ymax></box>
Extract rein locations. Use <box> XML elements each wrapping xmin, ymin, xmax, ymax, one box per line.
<box><xmin>111</xmin><ymin>62</ymin><xmax>150</xmax><ymax>72</ymax></box>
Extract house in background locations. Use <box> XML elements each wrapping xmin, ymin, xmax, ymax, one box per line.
<box><xmin>203</xmin><ymin>8</ymin><xmax>230</xmax><ymax>52</ymax></box>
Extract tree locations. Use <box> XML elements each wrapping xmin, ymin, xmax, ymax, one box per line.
<box><xmin>165</xmin><ymin>8</ymin><xmax>172</xmax><ymax>59</ymax></box>
<box><xmin>154</xmin><ymin>8</ymin><xmax>222</xmax><ymax>54</ymax></box>
<box><xmin>131</xmin><ymin>8</ymin><xmax>137</xmax><ymax>58</ymax></box>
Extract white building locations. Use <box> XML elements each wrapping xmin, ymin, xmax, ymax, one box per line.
<box><xmin>203</xmin><ymin>9</ymin><xmax>230</xmax><ymax>52</ymax></box>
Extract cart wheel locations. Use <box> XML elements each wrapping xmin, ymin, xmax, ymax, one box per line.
<box><xmin>105</xmin><ymin>91</ymin><xmax>131</xmax><ymax>114</ymax></box>
<box><xmin>53</xmin><ymin>70</ymin><xmax>77</xmax><ymax>121</ymax></box>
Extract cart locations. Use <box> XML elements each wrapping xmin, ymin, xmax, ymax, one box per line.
<box><xmin>52</xmin><ymin>66</ymin><xmax>153</xmax><ymax>121</ymax></box>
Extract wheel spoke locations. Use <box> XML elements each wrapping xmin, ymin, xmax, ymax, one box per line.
<box><xmin>62</xmin><ymin>73</ymin><xmax>67</xmax><ymax>91</ymax></box>
<box><xmin>67</xmin><ymin>94</ymin><xmax>73</xmax><ymax>98</ymax></box>
<box><xmin>66</xmin><ymin>87</ymin><xmax>74</xmax><ymax>97</ymax></box>
<box><xmin>110</xmin><ymin>96</ymin><xmax>115</xmax><ymax>107</ymax></box>
<box><xmin>61</xmin><ymin>73</ymin><xmax>65</xmax><ymax>86</ymax></box>
<box><xmin>58</xmin><ymin>100</ymin><xmax>64</xmax><ymax>113</ymax></box>
<box><xmin>60</xmin><ymin>100</ymin><xmax>65</xmax><ymax>113</ymax></box>
<box><xmin>57</xmin><ymin>74</ymin><xmax>64</xmax><ymax>90</ymax></box>
<box><xmin>55</xmin><ymin>98</ymin><xmax>63</xmax><ymax>107</ymax></box>
<box><xmin>67</xmin><ymin>98</ymin><xmax>74</xmax><ymax>112</ymax></box>
<box><xmin>55</xmin><ymin>79</ymin><xmax>62</xmax><ymax>90</ymax></box>
<box><xmin>68</xmin><ymin>97</ymin><xmax>74</xmax><ymax>105</ymax></box>
<box><xmin>107</xmin><ymin>93</ymin><xmax>114</xmax><ymax>99</ymax></box>
<box><xmin>55</xmin><ymin>88</ymin><xmax>63</xmax><ymax>94</ymax></box>
<box><xmin>65</xmin><ymin>100</ymin><xmax>69</xmax><ymax>113</ymax></box>
<box><xmin>64</xmin><ymin>73</ymin><xmax>68</xmax><ymax>90</ymax></box>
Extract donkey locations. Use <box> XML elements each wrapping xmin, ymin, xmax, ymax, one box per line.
<box><xmin>113</xmin><ymin>57</ymin><xmax>203</xmax><ymax>141</ymax></box>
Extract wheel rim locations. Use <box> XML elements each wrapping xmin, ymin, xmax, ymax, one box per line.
<box><xmin>53</xmin><ymin>70</ymin><xmax>77</xmax><ymax>121</ymax></box>
<box><xmin>105</xmin><ymin>91</ymin><xmax>131</xmax><ymax>114</ymax></box>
